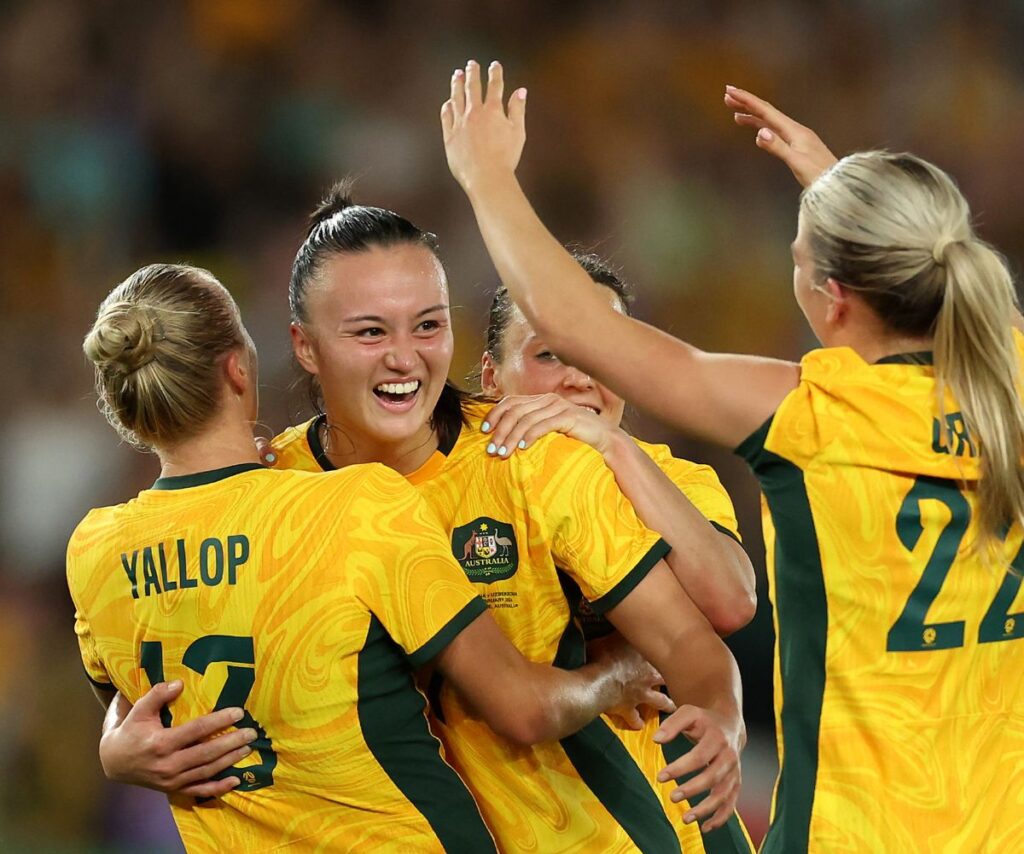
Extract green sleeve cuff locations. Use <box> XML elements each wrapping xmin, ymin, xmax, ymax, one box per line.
<box><xmin>589</xmin><ymin>538</ymin><xmax>671</xmax><ymax>616</ymax></box>
<box><xmin>710</xmin><ymin>520</ymin><xmax>742</xmax><ymax>545</ymax></box>
<box><xmin>83</xmin><ymin>666</ymin><xmax>113</xmax><ymax>691</ymax></box>
<box><xmin>407</xmin><ymin>596</ymin><xmax>489</xmax><ymax>667</ymax></box>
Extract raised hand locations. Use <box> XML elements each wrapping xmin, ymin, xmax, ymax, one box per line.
<box><xmin>653</xmin><ymin>703</ymin><xmax>744</xmax><ymax>831</ymax></box>
<box><xmin>480</xmin><ymin>393</ymin><xmax>618</xmax><ymax>459</ymax></box>
<box><xmin>724</xmin><ymin>85</ymin><xmax>838</xmax><ymax>187</ymax></box>
<box><xmin>441</xmin><ymin>60</ymin><xmax>527</xmax><ymax>193</ymax></box>
<box><xmin>99</xmin><ymin>681</ymin><xmax>256</xmax><ymax>798</ymax></box>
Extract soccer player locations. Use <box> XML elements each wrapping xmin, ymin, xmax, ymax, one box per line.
<box><xmin>477</xmin><ymin>258</ymin><xmax>757</xmax><ymax>852</ymax></box>
<box><xmin>102</xmin><ymin>186</ymin><xmax>747</xmax><ymax>850</ymax></box>
<box><xmin>442</xmin><ymin>60</ymin><xmax>1024</xmax><ymax>852</ymax></box>
<box><xmin>68</xmin><ymin>263</ymin><xmax>685</xmax><ymax>853</ymax></box>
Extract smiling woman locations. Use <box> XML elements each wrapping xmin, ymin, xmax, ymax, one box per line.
<box><xmin>286</xmin><ymin>182</ymin><xmax>467</xmax><ymax>474</ymax></box>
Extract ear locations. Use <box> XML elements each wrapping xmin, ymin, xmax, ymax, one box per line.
<box><xmin>224</xmin><ymin>349</ymin><xmax>249</xmax><ymax>396</ymax></box>
<box><xmin>480</xmin><ymin>351</ymin><xmax>500</xmax><ymax>397</ymax></box>
<box><xmin>291</xmin><ymin>322</ymin><xmax>319</xmax><ymax>375</ymax></box>
<box><xmin>823</xmin><ymin>277</ymin><xmax>852</xmax><ymax>325</ymax></box>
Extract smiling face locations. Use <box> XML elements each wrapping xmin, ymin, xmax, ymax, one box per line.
<box><xmin>290</xmin><ymin>243</ymin><xmax>453</xmax><ymax>460</ymax></box>
<box><xmin>482</xmin><ymin>286</ymin><xmax>626</xmax><ymax>426</ymax></box>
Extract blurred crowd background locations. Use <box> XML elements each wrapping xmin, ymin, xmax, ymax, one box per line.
<box><xmin>2</xmin><ymin>1</ymin><xmax>1023</xmax><ymax>850</ymax></box>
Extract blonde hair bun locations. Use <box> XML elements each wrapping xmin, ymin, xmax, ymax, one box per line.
<box><xmin>84</xmin><ymin>301</ymin><xmax>162</xmax><ymax>376</ymax></box>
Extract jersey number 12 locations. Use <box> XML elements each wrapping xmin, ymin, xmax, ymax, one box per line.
<box><xmin>140</xmin><ymin>635</ymin><xmax>277</xmax><ymax>791</ymax></box>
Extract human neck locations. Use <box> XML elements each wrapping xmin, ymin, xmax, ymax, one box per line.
<box><xmin>826</xmin><ymin>321</ymin><xmax>933</xmax><ymax>365</ymax></box>
<box><xmin>157</xmin><ymin>414</ymin><xmax>260</xmax><ymax>478</ymax></box>
<box><xmin>320</xmin><ymin>417</ymin><xmax>439</xmax><ymax>477</ymax></box>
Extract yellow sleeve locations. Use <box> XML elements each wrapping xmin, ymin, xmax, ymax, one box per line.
<box><xmin>353</xmin><ymin>469</ymin><xmax>487</xmax><ymax>667</ymax></box>
<box><xmin>642</xmin><ymin>445</ymin><xmax>741</xmax><ymax>542</ymax></box>
<box><xmin>526</xmin><ymin>436</ymin><xmax>670</xmax><ymax>615</ymax></box>
<box><xmin>66</xmin><ymin>525</ymin><xmax>113</xmax><ymax>689</ymax></box>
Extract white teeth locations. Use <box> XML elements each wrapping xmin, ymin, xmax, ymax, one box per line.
<box><xmin>376</xmin><ymin>380</ymin><xmax>420</xmax><ymax>395</ymax></box>
<box><xmin>582</xmin><ymin>406</ymin><xmax>599</xmax><ymax>415</ymax></box>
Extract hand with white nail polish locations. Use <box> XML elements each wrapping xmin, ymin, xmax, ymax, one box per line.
<box><xmin>480</xmin><ymin>393</ymin><xmax>620</xmax><ymax>461</ymax></box>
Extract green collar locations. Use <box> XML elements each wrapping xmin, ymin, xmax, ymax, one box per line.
<box><xmin>874</xmin><ymin>351</ymin><xmax>933</xmax><ymax>366</ymax></box>
<box><xmin>152</xmin><ymin>462</ymin><xmax>265</xmax><ymax>491</ymax></box>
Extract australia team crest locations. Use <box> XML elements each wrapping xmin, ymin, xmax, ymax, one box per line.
<box><xmin>451</xmin><ymin>517</ymin><xmax>518</xmax><ymax>582</ymax></box>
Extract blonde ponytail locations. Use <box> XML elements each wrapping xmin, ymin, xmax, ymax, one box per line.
<box><xmin>933</xmin><ymin>239</ymin><xmax>1024</xmax><ymax>551</ymax></box>
<box><xmin>801</xmin><ymin>151</ymin><xmax>1024</xmax><ymax>553</ymax></box>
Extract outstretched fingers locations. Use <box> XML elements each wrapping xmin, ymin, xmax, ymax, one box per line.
<box><xmin>486</xmin><ymin>60</ymin><xmax>504</xmax><ymax>106</ymax></box>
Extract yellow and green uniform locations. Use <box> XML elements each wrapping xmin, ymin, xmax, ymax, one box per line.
<box><xmin>67</xmin><ymin>463</ymin><xmax>496</xmax><ymax>854</ymax></box>
<box><xmin>274</xmin><ymin>405</ymin><xmax>748</xmax><ymax>853</ymax></box>
<box><xmin>737</xmin><ymin>342</ymin><xmax>1024</xmax><ymax>853</ymax></box>
<box><xmin>607</xmin><ymin>441</ymin><xmax>754</xmax><ymax>854</ymax></box>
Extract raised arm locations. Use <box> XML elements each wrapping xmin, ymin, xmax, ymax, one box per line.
<box><xmin>442</xmin><ymin>62</ymin><xmax>799</xmax><ymax>448</ymax></box>
<box><xmin>723</xmin><ymin>85</ymin><xmax>838</xmax><ymax>188</ymax></box>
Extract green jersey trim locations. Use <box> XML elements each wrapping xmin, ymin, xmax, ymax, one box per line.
<box><xmin>552</xmin><ymin>574</ymin><xmax>681</xmax><ymax>853</ymax></box>
<box><xmin>152</xmin><ymin>463</ymin><xmax>265</xmax><ymax>491</ymax></box>
<box><xmin>710</xmin><ymin>520</ymin><xmax>742</xmax><ymax>545</ymax></box>
<box><xmin>589</xmin><ymin>538</ymin><xmax>671</xmax><ymax>616</ymax></box>
<box><xmin>874</xmin><ymin>351</ymin><xmax>934</xmax><ymax>366</ymax></box>
<box><xmin>358</xmin><ymin>615</ymin><xmax>497</xmax><ymax>852</ymax></box>
<box><xmin>407</xmin><ymin>596</ymin><xmax>488</xmax><ymax>668</ymax></box>
<box><xmin>737</xmin><ymin>416</ymin><xmax>827</xmax><ymax>854</ymax></box>
<box><xmin>82</xmin><ymin>666</ymin><xmax>113</xmax><ymax>691</ymax></box>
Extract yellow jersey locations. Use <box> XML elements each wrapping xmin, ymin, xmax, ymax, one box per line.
<box><xmin>274</xmin><ymin>406</ymin><xmax>744</xmax><ymax>852</ymax></box>
<box><xmin>737</xmin><ymin>344</ymin><xmax>1024</xmax><ymax>853</ymax></box>
<box><xmin>67</xmin><ymin>462</ymin><xmax>497</xmax><ymax>853</ymax></box>
<box><xmin>416</xmin><ymin>409</ymin><xmax>676</xmax><ymax>854</ymax></box>
<box><xmin>612</xmin><ymin>441</ymin><xmax>754</xmax><ymax>854</ymax></box>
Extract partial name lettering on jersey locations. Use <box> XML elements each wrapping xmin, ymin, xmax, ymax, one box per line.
<box><xmin>932</xmin><ymin>411</ymin><xmax>977</xmax><ymax>458</ymax></box>
<box><xmin>121</xmin><ymin>535</ymin><xmax>250</xmax><ymax>599</ymax></box>
<box><xmin>451</xmin><ymin>517</ymin><xmax>518</xmax><ymax>583</ymax></box>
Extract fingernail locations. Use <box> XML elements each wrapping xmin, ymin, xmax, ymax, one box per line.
<box><xmin>657</xmin><ymin>771</ymin><xmax>669</xmax><ymax>783</ymax></box>
<box><xmin>487</xmin><ymin>443</ymin><xmax>496</xmax><ymax>454</ymax></box>
<box><xmin>242</xmin><ymin>728</ymin><xmax>258</xmax><ymax>741</ymax></box>
<box><xmin>653</xmin><ymin>731</ymin><xmax>665</xmax><ymax>743</ymax></box>
<box><xmin>167</xmin><ymin>679</ymin><xmax>183</xmax><ymax>691</ymax></box>
<box><xmin>241</xmin><ymin>746</ymin><xmax>253</xmax><ymax>757</ymax></box>
<box><xmin>517</xmin><ymin>88</ymin><xmax>527</xmax><ymax>99</ymax></box>
<box><xmin>725</xmin><ymin>84</ymin><xmax>736</xmax><ymax>91</ymax></box>
<box><xmin>454</xmin><ymin>69</ymin><xmax>464</xmax><ymax>78</ymax></box>
<box><xmin>467</xmin><ymin>60</ymin><xmax>477</xmax><ymax>68</ymax></box>
<box><xmin>489</xmin><ymin>60</ymin><xmax>498</xmax><ymax>68</ymax></box>
<box><xmin>230</xmin><ymin>708</ymin><xmax>245</xmax><ymax>723</ymax></box>
<box><xmin>518</xmin><ymin>439</ymin><xmax>526</xmax><ymax>449</ymax></box>
<box><xmin>481</xmin><ymin>421</ymin><xmax>491</xmax><ymax>432</ymax></box>
<box><xmin>758</xmin><ymin>128</ymin><xmax>774</xmax><ymax>142</ymax></box>
<box><xmin>498</xmin><ymin>446</ymin><xmax>507</xmax><ymax>457</ymax></box>
<box><xmin>684</xmin><ymin>812</ymin><xmax>696</xmax><ymax>823</ymax></box>
<box><xmin>264</xmin><ymin>452</ymin><xmax>276</xmax><ymax>464</ymax></box>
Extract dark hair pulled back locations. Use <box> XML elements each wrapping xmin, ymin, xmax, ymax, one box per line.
<box><xmin>290</xmin><ymin>179</ymin><xmax>467</xmax><ymax>449</ymax></box>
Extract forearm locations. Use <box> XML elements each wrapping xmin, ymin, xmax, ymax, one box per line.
<box><xmin>519</xmin><ymin>659</ymin><xmax>623</xmax><ymax>742</ymax></box>
<box><xmin>602</xmin><ymin>431</ymin><xmax>756</xmax><ymax>634</ymax></box>
<box><xmin>463</xmin><ymin>173</ymin><xmax>632</xmax><ymax>369</ymax></box>
<box><xmin>607</xmin><ymin>565</ymin><xmax>744</xmax><ymax>732</ymax></box>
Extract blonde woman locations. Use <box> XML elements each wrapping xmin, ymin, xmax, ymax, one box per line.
<box><xmin>443</xmin><ymin>61</ymin><xmax>1024</xmax><ymax>852</ymax></box>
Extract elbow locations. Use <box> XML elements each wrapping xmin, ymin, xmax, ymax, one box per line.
<box><xmin>709</xmin><ymin>589</ymin><xmax>757</xmax><ymax>637</ymax></box>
